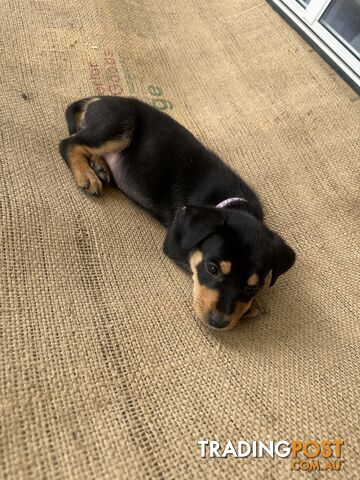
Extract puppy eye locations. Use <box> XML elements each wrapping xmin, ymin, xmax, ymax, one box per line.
<box><xmin>206</xmin><ymin>262</ymin><xmax>220</xmax><ymax>276</ymax></box>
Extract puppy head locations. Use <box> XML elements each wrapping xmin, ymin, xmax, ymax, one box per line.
<box><xmin>166</xmin><ymin>205</ymin><xmax>295</xmax><ymax>330</ymax></box>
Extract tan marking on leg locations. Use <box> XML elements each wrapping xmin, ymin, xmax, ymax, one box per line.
<box><xmin>220</xmin><ymin>260</ymin><xmax>232</xmax><ymax>275</ymax></box>
<box><xmin>247</xmin><ymin>273</ymin><xmax>259</xmax><ymax>286</ymax></box>
<box><xmin>66</xmin><ymin>137</ymin><xmax>131</xmax><ymax>196</ymax></box>
<box><xmin>67</xmin><ymin>145</ymin><xmax>102</xmax><ymax>195</ymax></box>
<box><xmin>90</xmin><ymin>154</ymin><xmax>107</xmax><ymax>170</ymax></box>
<box><xmin>190</xmin><ymin>250</ymin><xmax>220</xmax><ymax>322</ymax></box>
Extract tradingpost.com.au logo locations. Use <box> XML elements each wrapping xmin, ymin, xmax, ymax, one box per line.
<box><xmin>197</xmin><ymin>439</ymin><xmax>344</xmax><ymax>472</ymax></box>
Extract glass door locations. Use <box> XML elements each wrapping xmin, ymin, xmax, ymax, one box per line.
<box><xmin>320</xmin><ymin>0</ymin><xmax>360</xmax><ymax>60</ymax></box>
<box><xmin>269</xmin><ymin>0</ymin><xmax>360</xmax><ymax>90</ymax></box>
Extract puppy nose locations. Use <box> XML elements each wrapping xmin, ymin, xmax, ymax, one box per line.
<box><xmin>207</xmin><ymin>311</ymin><xmax>230</xmax><ymax>329</ymax></box>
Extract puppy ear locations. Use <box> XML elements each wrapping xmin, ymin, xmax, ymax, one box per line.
<box><xmin>163</xmin><ymin>205</ymin><xmax>223</xmax><ymax>265</ymax></box>
<box><xmin>269</xmin><ymin>232</ymin><xmax>296</xmax><ymax>287</ymax></box>
<box><xmin>177</xmin><ymin>205</ymin><xmax>224</xmax><ymax>250</ymax></box>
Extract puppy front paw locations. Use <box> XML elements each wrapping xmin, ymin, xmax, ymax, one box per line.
<box><xmin>243</xmin><ymin>300</ymin><xmax>261</xmax><ymax>319</ymax></box>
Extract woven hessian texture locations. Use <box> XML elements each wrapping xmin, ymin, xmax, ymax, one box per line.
<box><xmin>1</xmin><ymin>0</ymin><xmax>359</xmax><ymax>478</ymax></box>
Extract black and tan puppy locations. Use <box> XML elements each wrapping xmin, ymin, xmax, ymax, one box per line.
<box><xmin>59</xmin><ymin>96</ymin><xmax>295</xmax><ymax>330</ymax></box>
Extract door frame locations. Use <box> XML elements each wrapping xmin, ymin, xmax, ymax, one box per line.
<box><xmin>268</xmin><ymin>0</ymin><xmax>360</xmax><ymax>91</ymax></box>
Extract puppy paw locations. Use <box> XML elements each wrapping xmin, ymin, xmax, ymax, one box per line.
<box><xmin>73</xmin><ymin>167</ymin><xmax>103</xmax><ymax>196</ymax></box>
<box><xmin>243</xmin><ymin>300</ymin><xmax>261</xmax><ymax>319</ymax></box>
<box><xmin>89</xmin><ymin>155</ymin><xmax>111</xmax><ymax>186</ymax></box>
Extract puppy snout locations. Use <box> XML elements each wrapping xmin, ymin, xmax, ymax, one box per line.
<box><xmin>207</xmin><ymin>311</ymin><xmax>230</xmax><ymax>330</ymax></box>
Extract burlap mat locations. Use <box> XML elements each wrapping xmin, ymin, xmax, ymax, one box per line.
<box><xmin>1</xmin><ymin>0</ymin><xmax>359</xmax><ymax>478</ymax></box>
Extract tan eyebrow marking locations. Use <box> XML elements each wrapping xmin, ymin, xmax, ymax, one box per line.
<box><xmin>220</xmin><ymin>260</ymin><xmax>232</xmax><ymax>275</ymax></box>
<box><xmin>247</xmin><ymin>273</ymin><xmax>259</xmax><ymax>286</ymax></box>
<box><xmin>190</xmin><ymin>250</ymin><xmax>203</xmax><ymax>270</ymax></box>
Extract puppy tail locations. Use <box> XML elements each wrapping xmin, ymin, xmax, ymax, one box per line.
<box><xmin>64</xmin><ymin>99</ymin><xmax>88</xmax><ymax>136</ymax></box>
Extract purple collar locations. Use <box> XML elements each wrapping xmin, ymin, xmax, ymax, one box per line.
<box><xmin>215</xmin><ymin>197</ymin><xmax>248</xmax><ymax>209</ymax></box>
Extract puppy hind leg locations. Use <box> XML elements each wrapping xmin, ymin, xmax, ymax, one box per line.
<box><xmin>59</xmin><ymin>137</ymin><xmax>103</xmax><ymax>196</ymax></box>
